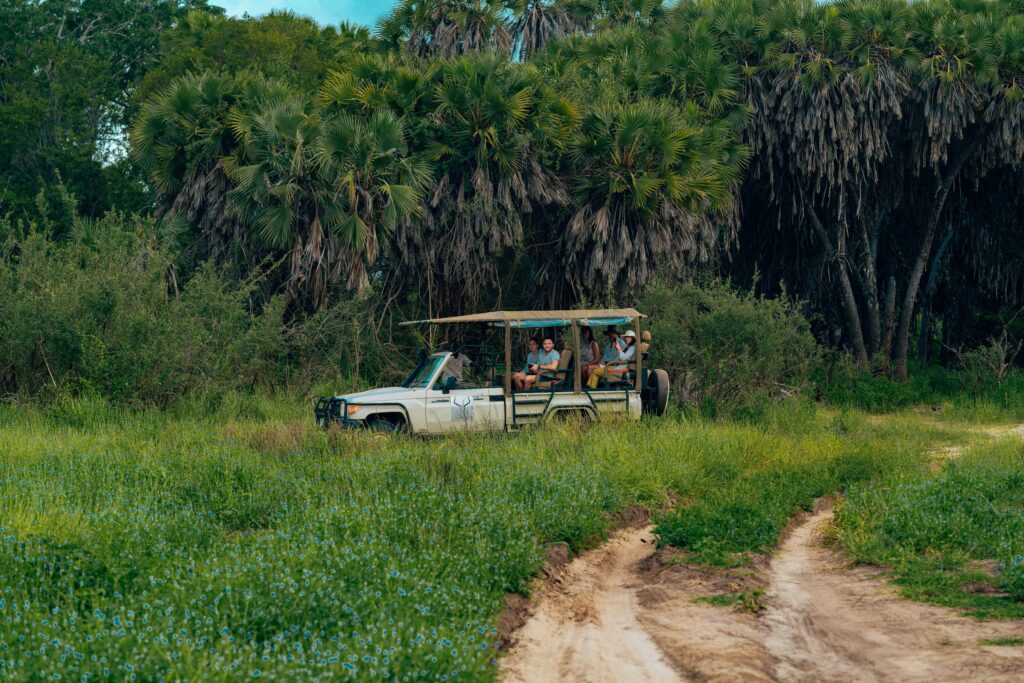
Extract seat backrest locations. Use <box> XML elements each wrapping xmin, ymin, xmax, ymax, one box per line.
<box><xmin>558</xmin><ymin>349</ymin><xmax>572</xmax><ymax>370</ymax></box>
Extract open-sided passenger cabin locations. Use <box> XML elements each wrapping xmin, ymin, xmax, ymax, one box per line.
<box><xmin>402</xmin><ymin>309</ymin><xmax>657</xmax><ymax>427</ymax></box>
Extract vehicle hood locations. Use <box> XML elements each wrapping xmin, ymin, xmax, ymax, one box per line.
<box><xmin>337</xmin><ymin>387</ymin><xmax>423</xmax><ymax>403</ymax></box>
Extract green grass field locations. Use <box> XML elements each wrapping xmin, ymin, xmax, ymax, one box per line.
<box><xmin>837</xmin><ymin>433</ymin><xmax>1024</xmax><ymax>618</ymax></box>
<box><xmin>0</xmin><ymin>396</ymin><xmax>1017</xmax><ymax>680</ymax></box>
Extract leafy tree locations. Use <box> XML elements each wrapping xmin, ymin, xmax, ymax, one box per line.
<box><xmin>0</xmin><ymin>0</ymin><xmax>208</xmax><ymax>219</ymax></box>
<box><xmin>135</xmin><ymin>10</ymin><xmax>378</xmax><ymax>104</ymax></box>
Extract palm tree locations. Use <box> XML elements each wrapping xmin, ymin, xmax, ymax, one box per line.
<box><xmin>131</xmin><ymin>71</ymin><xmax>285</xmax><ymax>271</ymax></box>
<box><xmin>377</xmin><ymin>0</ymin><xmax>513</xmax><ymax>59</ymax></box>
<box><xmin>223</xmin><ymin>101</ymin><xmax>426</xmax><ymax>308</ymax></box>
<box><xmin>512</xmin><ymin>0</ymin><xmax>576</xmax><ymax>60</ymax></box>
<box><xmin>560</xmin><ymin>99</ymin><xmax>743</xmax><ymax>299</ymax></box>
<box><xmin>388</xmin><ymin>52</ymin><xmax>574</xmax><ymax>314</ymax></box>
<box><xmin>318</xmin><ymin>53</ymin><xmax>442</xmax><ymax>123</ymax></box>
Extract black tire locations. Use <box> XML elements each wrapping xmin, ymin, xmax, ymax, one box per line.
<box><xmin>549</xmin><ymin>409</ymin><xmax>593</xmax><ymax>425</ymax></box>
<box><xmin>648</xmin><ymin>368</ymin><xmax>670</xmax><ymax>416</ymax></box>
<box><xmin>365</xmin><ymin>418</ymin><xmax>401</xmax><ymax>433</ymax></box>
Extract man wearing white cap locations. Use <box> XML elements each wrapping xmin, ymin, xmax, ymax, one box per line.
<box><xmin>586</xmin><ymin>329</ymin><xmax>637</xmax><ymax>388</ymax></box>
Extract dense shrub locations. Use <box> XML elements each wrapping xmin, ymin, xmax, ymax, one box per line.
<box><xmin>639</xmin><ymin>279</ymin><xmax>818</xmax><ymax>413</ymax></box>
<box><xmin>286</xmin><ymin>290</ymin><xmax>424</xmax><ymax>394</ymax></box>
<box><xmin>814</xmin><ymin>357</ymin><xmax>958</xmax><ymax>411</ymax></box>
<box><xmin>0</xmin><ymin>214</ymin><xmax>285</xmax><ymax>405</ymax></box>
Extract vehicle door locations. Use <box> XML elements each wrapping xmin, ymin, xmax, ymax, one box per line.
<box><xmin>424</xmin><ymin>383</ymin><xmax>506</xmax><ymax>433</ymax></box>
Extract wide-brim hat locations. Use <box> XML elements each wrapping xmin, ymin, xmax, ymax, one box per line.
<box><xmin>622</xmin><ymin>330</ymin><xmax>636</xmax><ymax>339</ymax></box>
<box><xmin>603</xmin><ymin>326</ymin><xmax>620</xmax><ymax>335</ymax></box>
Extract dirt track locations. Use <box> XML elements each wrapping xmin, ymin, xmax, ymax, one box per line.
<box><xmin>762</xmin><ymin>504</ymin><xmax>1024</xmax><ymax>682</ymax></box>
<box><xmin>501</xmin><ymin>527</ymin><xmax>682</xmax><ymax>683</ymax></box>
<box><xmin>501</xmin><ymin>425</ymin><xmax>1024</xmax><ymax>682</ymax></box>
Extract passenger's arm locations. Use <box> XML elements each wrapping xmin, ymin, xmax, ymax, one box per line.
<box><xmin>540</xmin><ymin>354</ymin><xmax>560</xmax><ymax>372</ymax></box>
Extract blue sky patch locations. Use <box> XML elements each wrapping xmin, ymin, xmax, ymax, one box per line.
<box><xmin>218</xmin><ymin>0</ymin><xmax>396</xmax><ymax>29</ymax></box>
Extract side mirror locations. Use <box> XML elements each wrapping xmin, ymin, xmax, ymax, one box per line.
<box><xmin>441</xmin><ymin>376</ymin><xmax>457</xmax><ymax>394</ymax></box>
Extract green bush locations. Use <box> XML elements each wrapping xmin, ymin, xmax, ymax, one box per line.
<box><xmin>0</xmin><ymin>214</ymin><xmax>286</xmax><ymax>405</ymax></box>
<box><xmin>639</xmin><ymin>279</ymin><xmax>818</xmax><ymax>413</ymax></box>
<box><xmin>286</xmin><ymin>290</ymin><xmax>424</xmax><ymax>393</ymax></box>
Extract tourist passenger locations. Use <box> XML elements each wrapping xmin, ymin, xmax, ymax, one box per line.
<box><xmin>587</xmin><ymin>329</ymin><xmax>636</xmax><ymax>388</ymax></box>
<box><xmin>579</xmin><ymin>326</ymin><xmax>601</xmax><ymax>383</ymax></box>
<box><xmin>601</xmin><ymin>326</ymin><xmax>625</xmax><ymax>362</ymax></box>
<box><xmin>521</xmin><ymin>336</ymin><xmax>560</xmax><ymax>391</ymax></box>
<box><xmin>512</xmin><ymin>338</ymin><xmax>541</xmax><ymax>390</ymax></box>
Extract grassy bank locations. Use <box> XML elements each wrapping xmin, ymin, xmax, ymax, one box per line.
<box><xmin>836</xmin><ymin>433</ymin><xmax>1024</xmax><ymax>619</ymax></box>
<box><xmin>0</xmin><ymin>400</ymin><xmax>964</xmax><ymax>680</ymax></box>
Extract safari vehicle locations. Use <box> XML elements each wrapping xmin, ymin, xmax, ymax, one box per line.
<box><xmin>314</xmin><ymin>308</ymin><xmax>670</xmax><ymax>434</ymax></box>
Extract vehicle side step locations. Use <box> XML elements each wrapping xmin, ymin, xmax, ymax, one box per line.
<box><xmin>511</xmin><ymin>392</ymin><xmax>555</xmax><ymax>427</ymax></box>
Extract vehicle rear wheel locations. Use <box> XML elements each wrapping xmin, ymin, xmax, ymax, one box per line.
<box><xmin>549</xmin><ymin>408</ymin><xmax>593</xmax><ymax>425</ymax></box>
<box><xmin>648</xmin><ymin>368</ymin><xmax>670</xmax><ymax>416</ymax></box>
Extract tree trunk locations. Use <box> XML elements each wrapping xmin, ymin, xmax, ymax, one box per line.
<box><xmin>882</xmin><ymin>275</ymin><xmax>897</xmax><ymax>360</ymax></box>
<box><xmin>916</xmin><ymin>226</ymin><xmax>956</xmax><ymax>364</ymax></box>
<box><xmin>892</xmin><ymin>135</ymin><xmax>979</xmax><ymax>380</ymax></box>
<box><xmin>859</xmin><ymin>215</ymin><xmax>883</xmax><ymax>356</ymax></box>
<box><xmin>808</xmin><ymin>203</ymin><xmax>868</xmax><ymax>365</ymax></box>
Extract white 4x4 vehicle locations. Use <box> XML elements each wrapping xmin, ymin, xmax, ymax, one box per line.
<box><xmin>315</xmin><ymin>309</ymin><xmax>670</xmax><ymax>435</ymax></box>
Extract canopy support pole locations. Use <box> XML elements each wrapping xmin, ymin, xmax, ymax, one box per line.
<box><xmin>571</xmin><ymin>320</ymin><xmax>582</xmax><ymax>394</ymax></box>
<box><xmin>634</xmin><ymin>316</ymin><xmax>642</xmax><ymax>392</ymax></box>
<box><xmin>504</xmin><ymin>324</ymin><xmax>512</xmax><ymax>396</ymax></box>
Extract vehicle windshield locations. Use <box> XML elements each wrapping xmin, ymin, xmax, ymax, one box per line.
<box><xmin>404</xmin><ymin>355</ymin><xmax>445</xmax><ymax>389</ymax></box>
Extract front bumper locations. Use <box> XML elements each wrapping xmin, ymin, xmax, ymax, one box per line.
<box><xmin>314</xmin><ymin>397</ymin><xmax>360</xmax><ymax>429</ymax></box>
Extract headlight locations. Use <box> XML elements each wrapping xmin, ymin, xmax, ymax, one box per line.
<box><xmin>347</xmin><ymin>404</ymin><xmax>360</xmax><ymax>415</ymax></box>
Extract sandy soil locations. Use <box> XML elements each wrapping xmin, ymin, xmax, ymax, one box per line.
<box><xmin>762</xmin><ymin>504</ymin><xmax>1024</xmax><ymax>682</ymax></box>
<box><xmin>501</xmin><ymin>527</ymin><xmax>682</xmax><ymax>683</ymax></box>
<box><xmin>501</xmin><ymin>425</ymin><xmax>1024</xmax><ymax>682</ymax></box>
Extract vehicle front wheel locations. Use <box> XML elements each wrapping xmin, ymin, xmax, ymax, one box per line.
<box><xmin>365</xmin><ymin>417</ymin><xmax>403</xmax><ymax>433</ymax></box>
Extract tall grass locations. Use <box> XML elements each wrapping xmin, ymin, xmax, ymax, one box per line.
<box><xmin>652</xmin><ymin>405</ymin><xmax>952</xmax><ymax>564</ymax></box>
<box><xmin>0</xmin><ymin>400</ymin><xmax>950</xmax><ymax>680</ymax></box>
<box><xmin>837</xmin><ymin>436</ymin><xmax>1024</xmax><ymax>618</ymax></box>
<box><xmin>815</xmin><ymin>360</ymin><xmax>1024</xmax><ymax>422</ymax></box>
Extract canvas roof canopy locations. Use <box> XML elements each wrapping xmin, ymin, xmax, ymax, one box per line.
<box><xmin>402</xmin><ymin>308</ymin><xmax>645</xmax><ymax>328</ymax></box>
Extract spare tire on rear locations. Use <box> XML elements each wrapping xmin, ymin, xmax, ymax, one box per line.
<box><xmin>646</xmin><ymin>368</ymin><xmax>670</xmax><ymax>416</ymax></box>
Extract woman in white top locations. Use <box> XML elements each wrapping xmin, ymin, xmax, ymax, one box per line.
<box><xmin>618</xmin><ymin>332</ymin><xmax>637</xmax><ymax>362</ymax></box>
